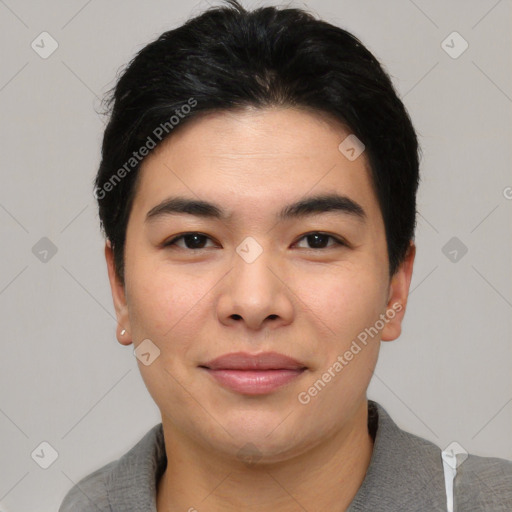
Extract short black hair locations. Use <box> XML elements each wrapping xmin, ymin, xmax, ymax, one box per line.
<box><xmin>95</xmin><ymin>0</ymin><xmax>420</xmax><ymax>284</ymax></box>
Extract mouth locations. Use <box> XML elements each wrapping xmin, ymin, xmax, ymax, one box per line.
<box><xmin>199</xmin><ymin>351</ymin><xmax>307</xmax><ymax>395</ymax></box>
<box><xmin>199</xmin><ymin>368</ymin><xmax>307</xmax><ymax>395</ymax></box>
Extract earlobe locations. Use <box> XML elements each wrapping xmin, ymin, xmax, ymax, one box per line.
<box><xmin>380</xmin><ymin>241</ymin><xmax>416</xmax><ymax>342</ymax></box>
<box><xmin>118</xmin><ymin>326</ymin><xmax>132</xmax><ymax>346</ymax></box>
<box><xmin>104</xmin><ymin>240</ymin><xmax>132</xmax><ymax>346</ymax></box>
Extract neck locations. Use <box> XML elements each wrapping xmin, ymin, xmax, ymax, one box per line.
<box><xmin>157</xmin><ymin>399</ymin><xmax>373</xmax><ymax>512</ymax></box>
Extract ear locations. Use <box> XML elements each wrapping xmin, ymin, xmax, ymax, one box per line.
<box><xmin>105</xmin><ymin>240</ymin><xmax>132</xmax><ymax>345</ymax></box>
<box><xmin>380</xmin><ymin>241</ymin><xmax>416</xmax><ymax>342</ymax></box>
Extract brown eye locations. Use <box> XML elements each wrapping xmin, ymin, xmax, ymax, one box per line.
<box><xmin>295</xmin><ymin>232</ymin><xmax>345</xmax><ymax>249</ymax></box>
<box><xmin>164</xmin><ymin>233</ymin><xmax>215</xmax><ymax>250</ymax></box>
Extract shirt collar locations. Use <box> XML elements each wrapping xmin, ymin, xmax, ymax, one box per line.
<box><xmin>107</xmin><ymin>400</ymin><xmax>446</xmax><ymax>510</ymax></box>
<box><xmin>107</xmin><ymin>422</ymin><xmax>167</xmax><ymax>510</ymax></box>
<box><xmin>348</xmin><ymin>400</ymin><xmax>446</xmax><ymax>511</ymax></box>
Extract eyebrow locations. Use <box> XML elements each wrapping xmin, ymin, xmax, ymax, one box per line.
<box><xmin>145</xmin><ymin>193</ymin><xmax>367</xmax><ymax>223</ymax></box>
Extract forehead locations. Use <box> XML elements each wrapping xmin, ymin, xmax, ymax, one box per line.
<box><xmin>131</xmin><ymin>107</ymin><xmax>381</xmax><ymax>226</ymax></box>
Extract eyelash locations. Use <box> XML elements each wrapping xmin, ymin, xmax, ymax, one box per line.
<box><xmin>162</xmin><ymin>232</ymin><xmax>348</xmax><ymax>251</ymax></box>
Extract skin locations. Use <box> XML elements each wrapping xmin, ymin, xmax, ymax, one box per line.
<box><xmin>105</xmin><ymin>107</ymin><xmax>415</xmax><ymax>511</ymax></box>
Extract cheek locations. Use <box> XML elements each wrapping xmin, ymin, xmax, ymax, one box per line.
<box><xmin>295</xmin><ymin>267</ymin><xmax>384</xmax><ymax>420</ymax></box>
<box><xmin>125</xmin><ymin>258</ymin><xmax>216</xmax><ymax>351</ymax></box>
<box><xmin>126</xmin><ymin>268</ymin><xmax>207</xmax><ymax>402</ymax></box>
<box><xmin>299</xmin><ymin>261</ymin><xmax>387</xmax><ymax>340</ymax></box>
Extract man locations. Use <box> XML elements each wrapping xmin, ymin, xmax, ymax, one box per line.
<box><xmin>60</xmin><ymin>1</ymin><xmax>512</xmax><ymax>510</ymax></box>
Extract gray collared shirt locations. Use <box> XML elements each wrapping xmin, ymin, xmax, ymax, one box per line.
<box><xmin>59</xmin><ymin>400</ymin><xmax>512</xmax><ymax>511</ymax></box>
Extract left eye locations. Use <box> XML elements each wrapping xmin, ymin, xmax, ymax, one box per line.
<box><xmin>295</xmin><ymin>233</ymin><xmax>345</xmax><ymax>249</ymax></box>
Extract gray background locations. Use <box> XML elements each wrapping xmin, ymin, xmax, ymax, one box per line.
<box><xmin>0</xmin><ymin>0</ymin><xmax>511</xmax><ymax>510</ymax></box>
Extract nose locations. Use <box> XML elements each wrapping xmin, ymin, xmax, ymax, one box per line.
<box><xmin>215</xmin><ymin>246</ymin><xmax>295</xmax><ymax>333</ymax></box>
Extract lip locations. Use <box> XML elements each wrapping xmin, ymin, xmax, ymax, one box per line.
<box><xmin>199</xmin><ymin>351</ymin><xmax>307</xmax><ymax>396</ymax></box>
<box><xmin>201</xmin><ymin>351</ymin><xmax>307</xmax><ymax>371</ymax></box>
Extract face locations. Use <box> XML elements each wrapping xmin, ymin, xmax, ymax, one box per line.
<box><xmin>106</xmin><ymin>107</ymin><xmax>414</xmax><ymax>463</ymax></box>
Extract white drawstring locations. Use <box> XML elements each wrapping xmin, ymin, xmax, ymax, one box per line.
<box><xmin>441</xmin><ymin>449</ymin><xmax>457</xmax><ymax>512</ymax></box>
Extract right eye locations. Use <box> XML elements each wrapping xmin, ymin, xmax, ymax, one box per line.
<box><xmin>162</xmin><ymin>232</ymin><xmax>218</xmax><ymax>250</ymax></box>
